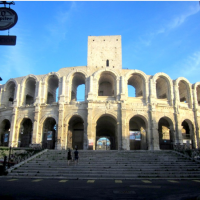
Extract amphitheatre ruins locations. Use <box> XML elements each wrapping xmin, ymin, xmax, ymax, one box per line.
<box><xmin>0</xmin><ymin>35</ymin><xmax>199</xmax><ymax>151</ymax></box>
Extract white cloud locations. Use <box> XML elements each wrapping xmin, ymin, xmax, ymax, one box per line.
<box><xmin>140</xmin><ymin>5</ymin><xmax>200</xmax><ymax>47</ymax></box>
<box><xmin>179</xmin><ymin>51</ymin><xmax>200</xmax><ymax>78</ymax></box>
<box><xmin>45</xmin><ymin>2</ymin><xmax>77</xmax><ymax>48</ymax></box>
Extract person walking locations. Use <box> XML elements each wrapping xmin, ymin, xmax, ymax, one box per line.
<box><xmin>67</xmin><ymin>148</ymin><xmax>72</xmax><ymax>166</ymax></box>
<box><xmin>74</xmin><ymin>148</ymin><xmax>79</xmax><ymax>165</ymax></box>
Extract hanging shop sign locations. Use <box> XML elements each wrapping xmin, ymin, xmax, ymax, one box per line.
<box><xmin>0</xmin><ymin>7</ymin><xmax>18</xmax><ymax>30</ymax></box>
<box><xmin>0</xmin><ymin>35</ymin><xmax>16</xmax><ymax>45</ymax></box>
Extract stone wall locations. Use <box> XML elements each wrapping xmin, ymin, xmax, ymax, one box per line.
<box><xmin>0</xmin><ymin>35</ymin><xmax>199</xmax><ymax>150</ymax></box>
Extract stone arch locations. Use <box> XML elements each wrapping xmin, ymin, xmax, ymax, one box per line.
<box><xmin>125</xmin><ymin>70</ymin><xmax>148</xmax><ymax>98</ymax></box>
<box><xmin>21</xmin><ymin>74</ymin><xmax>39</xmax><ymax>85</ymax></box>
<box><xmin>42</xmin><ymin>72</ymin><xmax>61</xmax><ymax>83</ymax></box>
<box><xmin>64</xmin><ymin>113</ymin><xmax>85</xmax><ymax>126</ymax></box>
<box><xmin>66</xmin><ymin>69</ymin><xmax>88</xmax><ymax>82</ymax></box>
<box><xmin>128</xmin><ymin>114</ymin><xmax>148</xmax><ymax>150</ymax></box>
<box><xmin>193</xmin><ymin>82</ymin><xmax>200</xmax><ymax>106</ymax></box>
<box><xmin>40</xmin><ymin>114</ymin><xmax>58</xmax><ymax>125</ymax></box>
<box><xmin>175</xmin><ymin>77</ymin><xmax>192</xmax><ymax>107</ymax></box>
<box><xmin>157</xmin><ymin>116</ymin><xmax>175</xmax><ymax>150</ymax></box>
<box><xmin>42</xmin><ymin>117</ymin><xmax>57</xmax><ymax>149</ymax></box>
<box><xmin>67</xmin><ymin>114</ymin><xmax>85</xmax><ymax>150</ymax></box>
<box><xmin>152</xmin><ymin>72</ymin><xmax>173</xmax><ymax>102</ymax></box>
<box><xmin>21</xmin><ymin>75</ymin><xmax>39</xmax><ymax>105</ymax></box>
<box><xmin>92</xmin><ymin>69</ymin><xmax>119</xmax><ymax>98</ymax></box>
<box><xmin>3</xmin><ymin>79</ymin><xmax>18</xmax><ymax>107</ymax></box>
<box><xmin>18</xmin><ymin>118</ymin><xmax>33</xmax><ymax>147</ymax></box>
<box><xmin>94</xmin><ymin>111</ymin><xmax>118</xmax><ymax>124</ymax></box>
<box><xmin>127</xmin><ymin>113</ymin><xmax>148</xmax><ymax>128</ymax></box>
<box><xmin>0</xmin><ymin>119</ymin><xmax>11</xmax><ymax>146</ymax></box>
<box><xmin>181</xmin><ymin>118</ymin><xmax>196</xmax><ymax>149</ymax></box>
<box><xmin>96</xmin><ymin>113</ymin><xmax>118</xmax><ymax>150</ymax></box>
<box><xmin>66</xmin><ymin>71</ymin><xmax>87</xmax><ymax>102</ymax></box>
<box><xmin>93</xmin><ymin>68</ymin><xmax>119</xmax><ymax>80</ymax></box>
<box><xmin>44</xmin><ymin>73</ymin><xmax>60</xmax><ymax>104</ymax></box>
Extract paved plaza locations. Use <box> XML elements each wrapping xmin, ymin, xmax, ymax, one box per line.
<box><xmin>0</xmin><ymin>178</ymin><xmax>200</xmax><ymax>200</ymax></box>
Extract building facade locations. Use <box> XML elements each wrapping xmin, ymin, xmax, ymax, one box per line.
<box><xmin>0</xmin><ymin>35</ymin><xmax>200</xmax><ymax>150</ymax></box>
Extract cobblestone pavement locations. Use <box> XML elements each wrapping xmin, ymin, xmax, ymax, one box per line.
<box><xmin>0</xmin><ymin>178</ymin><xmax>200</xmax><ymax>200</ymax></box>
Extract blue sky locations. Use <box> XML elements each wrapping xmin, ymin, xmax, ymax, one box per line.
<box><xmin>0</xmin><ymin>1</ymin><xmax>200</xmax><ymax>87</ymax></box>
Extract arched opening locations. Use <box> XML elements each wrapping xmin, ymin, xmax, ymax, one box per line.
<box><xmin>97</xmin><ymin>137</ymin><xmax>111</xmax><ymax>150</ymax></box>
<box><xmin>129</xmin><ymin>116</ymin><xmax>147</xmax><ymax>150</ymax></box>
<box><xmin>181</xmin><ymin>120</ymin><xmax>194</xmax><ymax>149</ymax></box>
<box><xmin>196</xmin><ymin>85</ymin><xmax>200</xmax><ymax>106</ymax></box>
<box><xmin>98</xmin><ymin>72</ymin><xmax>115</xmax><ymax>96</ymax></box>
<box><xmin>24</xmin><ymin>77</ymin><xmax>36</xmax><ymax>105</ymax></box>
<box><xmin>18</xmin><ymin>118</ymin><xmax>32</xmax><ymax>147</ymax></box>
<box><xmin>46</xmin><ymin>75</ymin><xmax>59</xmax><ymax>104</ymax></box>
<box><xmin>158</xmin><ymin>117</ymin><xmax>174</xmax><ymax>150</ymax></box>
<box><xmin>4</xmin><ymin>81</ymin><xmax>16</xmax><ymax>107</ymax></box>
<box><xmin>0</xmin><ymin>119</ymin><xmax>10</xmax><ymax>147</ymax></box>
<box><xmin>42</xmin><ymin>117</ymin><xmax>56</xmax><ymax>149</ymax></box>
<box><xmin>127</xmin><ymin>74</ymin><xmax>144</xmax><ymax>97</ymax></box>
<box><xmin>77</xmin><ymin>84</ymin><xmax>85</xmax><ymax>101</ymax></box>
<box><xmin>71</xmin><ymin>73</ymin><xmax>85</xmax><ymax>102</ymax></box>
<box><xmin>156</xmin><ymin>76</ymin><xmax>169</xmax><ymax>100</ymax></box>
<box><xmin>96</xmin><ymin>115</ymin><xmax>117</xmax><ymax>150</ymax></box>
<box><xmin>178</xmin><ymin>80</ymin><xmax>190</xmax><ymax>103</ymax></box>
<box><xmin>68</xmin><ymin>116</ymin><xmax>84</xmax><ymax>150</ymax></box>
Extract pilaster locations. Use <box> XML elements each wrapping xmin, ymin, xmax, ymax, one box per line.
<box><xmin>57</xmin><ymin>103</ymin><xmax>64</xmax><ymax>150</ymax></box>
<box><xmin>9</xmin><ymin>107</ymin><xmax>18</xmax><ymax>147</ymax></box>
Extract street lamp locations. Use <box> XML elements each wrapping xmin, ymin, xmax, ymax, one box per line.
<box><xmin>0</xmin><ymin>77</ymin><xmax>2</xmax><ymax>81</ymax></box>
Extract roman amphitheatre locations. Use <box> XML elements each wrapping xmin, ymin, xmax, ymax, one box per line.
<box><xmin>0</xmin><ymin>35</ymin><xmax>199</xmax><ymax>151</ymax></box>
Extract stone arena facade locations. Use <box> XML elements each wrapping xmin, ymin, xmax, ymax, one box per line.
<box><xmin>0</xmin><ymin>35</ymin><xmax>200</xmax><ymax>150</ymax></box>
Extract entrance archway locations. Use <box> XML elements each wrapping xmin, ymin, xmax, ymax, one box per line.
<box><xmin>158</xmin><ymin>117</ymin><xmax>174</xmax><ymax>150</ymax></box>
<box><xmin>97</xmin><ymin>137</ymin><xmax>111</xmax><ymax>150</ymax></box>
<box><xmin>0</xmin><ymin>119</ymin><xmax>10</xmax><ymax>147</ymax></box>
<box><xmin>129</xmin><ymin>116</ymin><xmax>147</xmax><ymax>150</ymax></box>
<box><xmin>18</xmin><ymin>118</ymin><xmax>32</xmax><ymax>147</ymax></box>
<box><xmin>42</xmin><ymin>117</ymin><xmax>56</xmax><ymax>149</ymax></box>
<box><xmin>96</xmin><ymin>115</ymin><xmax>117</xmax><ymax>150</ymax></box>
<box><xmin>181</xmin><ymin>120</ymin><xmax>195</xmax><ymax>149</ymax></box>
<box><xmin>68</xmin><ymin>116</ymin><xmax>84</xmax><ymax>150</ymax></box>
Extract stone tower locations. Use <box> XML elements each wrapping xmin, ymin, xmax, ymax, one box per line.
<box><xmin>87</xmin><ymin>35</ymin><xmax>122</xmax><ymax>69</ymax></box>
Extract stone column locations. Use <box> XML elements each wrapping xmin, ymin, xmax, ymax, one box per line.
<box><xmin>120</xmin><ymin>76</ymin><xmax>126</xmax><ymax>101</ymax></box>
<box><xmin>65</xmin><ymin>80</ymin><xmax>70</xmax><ymax>103</ymax></box>
<box><xmin>32</xmin><ymin>105</ymin><xmax>40</xmax><ymax>144</ymax></box>
<box><xmin>86</xmin><ymin>101</ymin><xmax>94</xmax><ymax>149</ymax></box>
<box><xmin>193</xmin><ymin>87</ymin><xmax>200</xmax><ymax>148</ymax></box>
<box><xmin>121</xmin><ymin>102</ymin><xmax>127</xmax><ymax>150</ymax></box>
<box><xmin>9</xmin><ymin>107</ymin><xmax>18</xmax><ymax>147</ymax></box>
<box><xmin>59</xmin><ymin>76</ymin><xmax>66</xmax><ymax>103</ymax></box>
<box><xmin>149</xmin><ymin>78</ymin><xmax>160</xmax><ymax>150</ymax></box>
<box><xmin>173</xmin><ymin>82</ymin><xmax>183</xmax><ymax>144</ymax></box>
<box><xmin>87</xmin><ymin>76</ymin><xmax>93</xmax><ymax>100</ymax></box>
<box><xmin>57</xmin><ymin>103</ymin><xmax>64</xmax><ymax>150</ymax></box>
<box><xmin>117</xmin><ymin>122</ymin><xmax>122</xmax><ymax>150</ymax></box>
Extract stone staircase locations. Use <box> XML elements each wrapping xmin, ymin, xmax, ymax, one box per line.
<box><xmin>6</xmin><ymin>150</ymin><xmax>200</xmax><ymax>179</ymax></box>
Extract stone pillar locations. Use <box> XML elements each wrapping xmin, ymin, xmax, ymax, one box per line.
<box><xmin>117</xmin><ymin>122</ymin><xmax>122</xmax><ymax>150</ymax></box>
<box><xmin>173</xmin><ymin>82</ymin><xmax>183</xmax><ymax>144</ymax></box>
<box><xmin>9</xmin><ymin>107</ymin><xmax>18</xmax><ymax>147</ymax></box>
<box><xmin>87</xmin><ymin>76</ymin><xmax>93</xmax><ymax>100</ymax></box>
<box><xmin>32</xmin><ymin>105</ymin><xmax>40</xmax><ymax>144</ymax></box>
<box><xmin>120</xmin><ymin>76</ymin><xmax>126</xmax><ymax>101</ymax></box>
<box><xmin>149</xmin><ymin>78</ymin><xmax>160</xmax><ymax>150</ymax></box>
<box><xmin>86</xmin><ymin>101</ymin><xmax>94</xmax><ymax>149</ymax></box>
<box><xmin>121</xmin><ymin>102</ymin><xmax>127</xmax><ymax>150</ymax></box>
<box><xmin>59</xmin><ymin>76</ymin><xmax>66</xmax><ymax>103</ymax></box>
<box><xmin>65</xmin><ymin>80</ymin><xmax>70</xmax><ymax>103</ymax></box>
<box><xmin>193</xmin><ymin>87</ymin><xmax>200</xmax><ymax>148</ymax></box>
<box><xmin>57</xmin><ymin>103</ymin><xmax>64</xmax><ymax>150</ymax></box>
